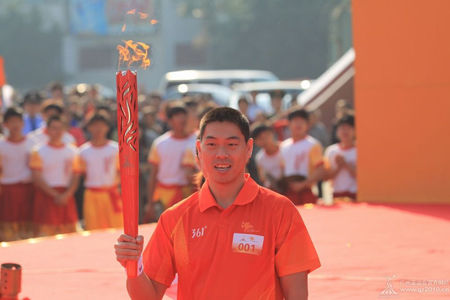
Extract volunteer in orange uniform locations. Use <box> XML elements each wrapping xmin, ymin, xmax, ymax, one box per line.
<box><xmin>30</xmin><ymin>115</ymin><xmax>80</xmax><ymax>236</ymax></box>
<box><xmin>79</xmin><ymin>113</ymin><xmax>123</xmax><ymax>230</ymax></box>
<box><xmin>0</xmin><ymin>107</ymin><xmax>34</xmax><ymax>241</ymax></box>
<box><xmin>115</xmin><ymin>107</ymin><xmax>320</xmax><ymax>300</ymax></box>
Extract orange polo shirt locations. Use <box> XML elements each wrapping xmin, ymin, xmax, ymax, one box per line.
<box><xmin>143</xmin><ymin>174</ymin><xmax>320</xmax><ymax>299</ymax></box>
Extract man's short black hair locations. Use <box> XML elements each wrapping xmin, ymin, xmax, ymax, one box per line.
<box><xmin>4</xmin><ymin>107</ymin><xmax>23</xmax><ymax>122</ymax></box>
<box><xmin>86</xmin><ymin>112</ymin><xmax>111</xmax><ymax>128</ymax></box>
<box><xmin>47</xmin><ymin>115</ymin><xmax>64</xmax><ymax>127</ymax></box>
<box><xmin>199</xmin><ymin>107</ymin><xmax>250</xmax><ymax>142</ymax></box>
<box><xmin>251</xmin><ymin>123</ymin><xmax>273</xmax><ymax>139</ymax></box>
<box><xmin>23</xmin><ymin>91</ymin><xmax>43</xmax><ymax>105</ymax></box>
<box><xmin>43</xmin><ymin>103</ymin><xmax>64</xmax><ymax>115</ymax></box>
<box><xmin>287</xmin><ymin>108</ymin><xmax>309</xmax><ymax>121</ymax></box>
<box><xmin>336</xmin><ymin>114</ymin><xmax>355</xmax><ymax>128</ymax></box>
<box><xmin>166</xmin><ymin>103</ymin><xmax>187</xmax><ymax>119</ymax></box>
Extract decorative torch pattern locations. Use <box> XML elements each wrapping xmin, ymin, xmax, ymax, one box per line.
<box><xmin>116</xmin><ymin>70</ymin><xmax>139</xmax><ymax>278</ymax></box>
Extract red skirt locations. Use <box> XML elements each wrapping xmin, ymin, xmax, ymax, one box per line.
<box><xmin>33</xmin><ymin>187</ymin><xmax>78</xmax><ymax>226</ymax></box>
<box><xmin>286</xmin><ymin>188</ymin><xmax>318</xmax><ymax>205</ymax></box>
<box><xmin>0</xmin><ymin>183</ymin><xmax>33</xmax><ymax>222</ymax></box>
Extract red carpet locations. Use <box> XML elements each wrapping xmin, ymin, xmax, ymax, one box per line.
<box><xmin>1</xmin><ymin>203</ymin><xmax>449</xmax><ymax>299</ymax></box>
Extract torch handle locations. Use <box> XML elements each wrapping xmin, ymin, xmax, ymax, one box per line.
<box><xmin>116</xmin><ymin>70</ymin><xmax>140</xmax><ymax>278</ymax></box>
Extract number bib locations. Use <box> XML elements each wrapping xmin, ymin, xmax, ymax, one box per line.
<box><xmin>232</xmin><ymin>233</ymin><xmax>264</xmax><ymax>255</ymax></box>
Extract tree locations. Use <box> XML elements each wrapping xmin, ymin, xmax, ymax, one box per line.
<box><xmin>0</xmin><ymin>5</ymin><xmax>63</xmax><ymax>91</ymax></box>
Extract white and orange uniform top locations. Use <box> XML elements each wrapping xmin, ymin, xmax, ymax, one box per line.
<box><xmin>28</xmin><ymin>126</ymin><xmax>75</xmax><ymax>147</ymax></box>
<box><xmin>29</xmin><ymin>143</ymin><xmax>80</xmax><ymax>187</ymax></box>
<box><xmin>324</xmin><ymin>144</ymin><xmax>357</xmax><ymax>193</ymax></box>
<box><xmin>0</xmin><ymin>137</ymin><xmax>34</xmax><ymax>184</ymax></box>
<box><xmin>148</xmin><ymin>132</ymin><xmax>197</xmax><ymax>186</ymax></box>
<box><xmin>280</xmin><ymin>135</ymin><xmax>324</xmax><ymax>177</ymax></box>
<box><xmin>255</xmin><ymin>148</ymin><xmax>283</xmax><ymax>187</ymax></box>
<box><xmin>78</xmin><ymin>141</ymin><xmax>119</xmax><ymax>188</ymax></box>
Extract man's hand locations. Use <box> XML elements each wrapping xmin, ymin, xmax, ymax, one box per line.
<box><xmin>54</xmin><ymin>191</ymin><xmax>71</xmax><ymax>206</ymax></box>
<box><xmin>115</xmin><ymin>234</ymin><xmax>144</xmax><ymax>268</ymax></box>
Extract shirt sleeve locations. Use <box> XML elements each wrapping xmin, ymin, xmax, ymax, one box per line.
<box><xmin>275</xmin><ymin>200</ymin><xmax>321</xmax><ymax>276</ymax></box>
<box><xmin>147</xmin><ymin>143</ymin><xmax>160</xmax><ymax>165</ymax></box>
<box><xmin>74</xmin><ymin>155</ymin><xmax>86</xmax><ymax>174</ymax></box>
<box><xmin>181</xmin><ymin>148</ymin><xmax>196</xmax><ymax>168</ymax></box>
<box><xmin>142</xmin><ymin>213</ymin><xmax>176</xmax><ymax>286</ymax></box>
<box><xmin>29</xmin><ymin>149</ymin><xmax>43</xmax><ymax>170</ymax></box>
<box><xmin>308</xmin><ymin>143</ymin><xmax>324</xmax><ymax>174</ymax></box>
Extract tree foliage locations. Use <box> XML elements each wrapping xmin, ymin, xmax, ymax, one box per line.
<box><xmin>177</xmin><ymin>0</ymin><xmax>350</xmax><ymax>79</ymax></box>
<box><xmin>0</xmin><ymin>5</ymin><xmax>63</xmax><ymax>90</ymax></box>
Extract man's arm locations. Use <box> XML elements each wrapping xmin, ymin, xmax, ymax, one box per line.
<box><xmin>115</xmin><ymin>234</ymin><xmax>167</xmax><ymax>300</ymax></box>
<box><xmin>280</xmin><ymin>271</ymin><xmax>308</xmax><ymax>300</ymax></box>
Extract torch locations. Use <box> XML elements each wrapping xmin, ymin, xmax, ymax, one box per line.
<box><xmin>116</xmin><ymin>39</ymin><xmax>150</xmax><ymax>278</ymax></box>
<box><xmin>116</xmin><ymin>70</ymin><xmax>139</xmax><ymax>278</ymax></box>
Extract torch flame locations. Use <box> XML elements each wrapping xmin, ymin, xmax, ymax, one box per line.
<box><xmin>117</xmin><ymin>40</ymin><xmax>151</xmax><ymax>69</ymax></box>
<box><xmin>150</xmin><ymin>19</ymin><xmax>158</xmax><ymax>25</ymax></box>
<box><xmin>126</xmin><ymin>9</ymin><xmax>136</xmax><ymax>15</ymax></box>
<box><xmin>138</xmin><ymin>12</ymin><xmax>149</xmax><ymax>19</ymax></box>
<box><xmin>121</xmin><ymin>24</ymin><xmax>126</xmax><ymax>32</ymax></box>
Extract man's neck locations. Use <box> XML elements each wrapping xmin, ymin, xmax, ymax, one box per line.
<box><xmin>208</xmin><ymin>174</ymin><xmax>246</xmax><ymax>209</ymax></box>
<box><xmin>49</xmin><ymin>140</ymin><xmax>64</xmax><ymax>147</ymax></box>
<box><xmin>171</xmin><ymin>130</ymin><xmax>187</xmax><ymax>139</ymax></box>
<box><xmin>91</xmin><ymin>138</ymin><xmax>108</xmax><ymax>147</ymax></box>
<box><xmin>340</xmin><ymin>140</ymin><xmax>354</xmax><ymax>149</ymax></box>
<box><xmin>8</xmin><ymin>133</ymin><xmax>24</xmax><ymax>142</ymax></box>
<box><xmin>265</xmin><ymin>142</ymin><xmax>279</xmax><ymax>155</ymax></box>
<box><xmin>292</xmin><ymin>134</ymin><xmax>307</xmax><ymax>142</ymax></box>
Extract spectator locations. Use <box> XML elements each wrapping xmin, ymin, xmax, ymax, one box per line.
<box><xmin>330</xmin><ymin>99</ymin><xmax>352</xmax><ymax>144</ymax></box>
<box><xmin>22</xmin><ymin>91</ymin><xmax>44</xmax><ymax>134</ymax></box>
<box><xmin>280</xmin><ymin>108</ymin><xmax>325</xmax><ymax>204</ymax></box>
<box><xmin>0</xmin><ymin>107</ymin><xmax>34</xmax><ymax>241</ymax></box>
<box><xmin>269</xmin><ymin>90</ymin><xmax>285</xmax><ymax>118</ymax></box>
<box><xmin>78</xmin><ymin>113</ymin><xmax>123</xmax><ymax>230</ymax></box>
<box><xmin>237</xmin><ymin>96</ymin><xmax>250</xmax><ymax>120</ymax></box>
<box><xmin>252</xmin><ymin>123</ymin><xmax>283</xmax><ymax>191</ymax></box>
<box><xmin>144</xmin><ymin>103</ymin><xmax>197</xmax><ymax>221</ymax></box>
<box><xmin>308</xmin><ymin>109</ymin><xmax>329</xmax><ymax>147</ymax></box>
<box><xmin>324</xmin><ymin>114</ymin><xmax>357</xmax><ymax>202</ymax></box>
<box><xmin>48</xmin><ymin>81</ymin><xmax>64</xmax><ymax>102</ymax></box>
<box><xmin>28</xmin><ymin>100</ymin><xmax>76</xmax><ymax>146</ymax></box>
<box><xmin>29</xmin><ymin>115</ymin><xmax>80</xmax><ymax>236</ymax></box>
<box><xmin>247</xmin><ymin>90</ymin><xmax>264</xmax><ymax>122</ymax></box>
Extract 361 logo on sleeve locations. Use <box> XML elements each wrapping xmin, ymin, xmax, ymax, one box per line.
<box><xmin>232</xmin><ymin>233</ymin><xmax>264</xmax><ymax>255</ymax></box>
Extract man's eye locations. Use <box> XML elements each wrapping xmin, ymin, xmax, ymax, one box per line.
<box><xmin>206</xmin><ymin>143</ymin><xmax>215</xmax><ymax>146</ymax></box>
<box><xmin>228</xmin><ymin>144</ymin><xmax>238</xmax><ymax>147</ymax></box>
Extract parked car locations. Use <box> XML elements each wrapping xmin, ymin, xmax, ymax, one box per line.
<box><xmin>164</xmin><ymin>83</ymin><xmax>233</xmax><ymax>106</ymax></box>
<box><xmin>159</xmin><ymin>69</ymin><xmax>278</xmax><ymax>92</ymax></box>
<box><xmin>229</xmin><ymin>80</ymin><xmax>312</xmax><ymax>114</ymax></box>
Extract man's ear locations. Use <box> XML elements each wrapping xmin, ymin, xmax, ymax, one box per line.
<box><xmin>247</xmin><ymin>138</ymin><xmax>254</xmax><ymax>160</ymax></box>
<box><xmin>196</xmin><ymin>139</ymin><xmax>201</xmax><ymax>157</ymax></box>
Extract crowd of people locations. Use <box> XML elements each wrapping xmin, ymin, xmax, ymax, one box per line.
<box><xmin>0</xmin><ymin>81</ymin><xmax>356</xmax><ymax>242</ymax></box>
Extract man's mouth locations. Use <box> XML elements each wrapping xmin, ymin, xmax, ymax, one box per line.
<box><xmin>214</xmin><ymin>163</ymin><xmax>231</xmax><ymax>171</ymax></box>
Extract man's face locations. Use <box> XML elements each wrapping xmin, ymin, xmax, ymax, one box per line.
<box><xmin>43</xmin><ymin>108</ymin><xmax>61</xmax><ymax>121</ymax></box>
<box><xmin>197</xmin><ymin>121</ymin><xmax>253</xmax><ymax>185</ymax></box>
<box><xmin>271</xmin><ymin>96</ymin><xmax>282</xmax><ymax>112</ymax></box>
<box><xmin>168</xmin><ymin>112</ymin><xmax>187</xmax><ymax>132</ymax></box>
<box><xmin>47</xmin><ymin>120</ymin><xmax>65</xmax><ymax>142</ymax></box>
<box><xmin>288</xmin><ymin>116</ymin><xmax>309</xmax><ymax>138</ymax></box>
<box><xmin>337</xmin><ymin>124</ymin><xmax>355</xmax><ymax>143</ymax></box>
<box><xmin>254</xmin><ymin>130</ymin><xmax>273</xmax><ymax>149</ymax></box>
<box><xmin>4</xmin><ymin>117</ymin><xmax>24</xmax><ymax>135</ymax></box>
<box><xmin>88</xmin><ymin>121</ymin><xmax>109</xmax><ymax>140</ymax></box>
<box><xmin>24</xmin><ymin>102</ymin><xmax>40</xmax><ymax>116</ymax></box>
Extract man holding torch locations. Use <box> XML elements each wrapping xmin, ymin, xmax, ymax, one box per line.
<box><xmin>114</xmin><ymin>107</ymin><xmax>320</xmax><ymax>299</ymax></box>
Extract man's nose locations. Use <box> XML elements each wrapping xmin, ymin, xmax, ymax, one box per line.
<box><xmin>215</xmin><ymin>145</ymin><xmax>228</xmax><ymax>158</ymax></box>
